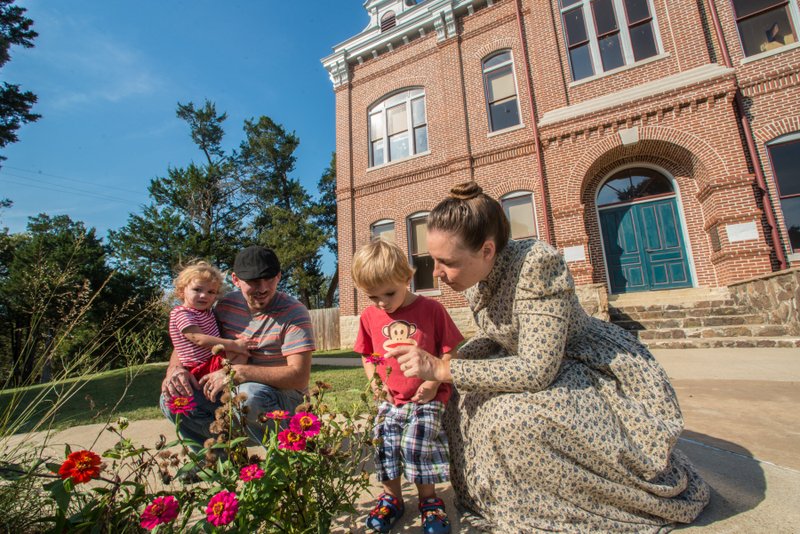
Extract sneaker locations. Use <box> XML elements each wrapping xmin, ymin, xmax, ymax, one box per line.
<box><xmin>366</xmin><ymin>492</ymin><xmax>405</xmax><ymax>533</ymax></box>
<box><xmin>419</xmin><ymin>497</ymin><xmax>451</xmax><ymax>534</ymax></box>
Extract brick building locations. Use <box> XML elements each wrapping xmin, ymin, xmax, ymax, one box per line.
<box><xmin>322</xmin><ymin>0</ymin><xmax>800</xmax><ymax>346</ymax></box>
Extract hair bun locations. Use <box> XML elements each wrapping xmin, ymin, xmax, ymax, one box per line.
<box><xmin>449</xmin><ymin>181</ymin><xmax>483</xmax><ymax>200</ymax></box>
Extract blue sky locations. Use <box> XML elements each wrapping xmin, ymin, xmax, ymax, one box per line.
<box><xmin>1</xmin><ymin>1</ymin><xmax>368</xmax><ymax>269</ymax></box>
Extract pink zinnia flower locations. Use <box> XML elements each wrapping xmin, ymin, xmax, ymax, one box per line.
<box><xmin>277</xmin><ymin>429</ymin><xmax>307</xmax><ymax>451</ymax></box>
<box><xmin>289</xmin><ymin>412</ymin><xmax>321</xmax><ymax>437</ymax></box>
<box><xmin>239</xmin><ymin>464</ymin><xmax>265</xmax><ymax>482</ymax></box>
<box><xmin>263</xmin><ymin>409</ymin><xmax>290</xmax><ymax>420</ymax></box>
<box><xmin>206</xmin><ymin>490</ymin><xmax>238</xmax><ymax>526</ymax></box>
<box><xmin>364</xmin><ymin>352</ymin><xmax>385</xmax><ymax>365</ymax></box>
<box><xmin>140</xmin><ymin>495</ymin><xmax>179</xmax><ymax>530</ymax></box>
<box><xmin>166</xmin><ymin>395</ymin><xmax>197</xmax><ymax>415</ymax></box>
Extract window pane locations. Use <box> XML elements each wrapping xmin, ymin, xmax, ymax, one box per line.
<box><xmin>599</xmin><ymin>33</ymin><xmax>625</xmax><ymax>70</ymax></box>
<box><xmin>484</xmin><ymin>51</ymin><xmax>511</xmax><ymax>70</ymax></box>
<box><xmin>372</xmin><ymin>139</ymin><xmax>384</xmax><ymax>166</ymax></box>
<box><xmin>737</xmin><ymin>7</ymin><xmax>796</xmax><ymax>56</ymax></box>
<box><xmin>569</xmin><ymin>43</ymin><xmax>594</xmax><ymax>80</ymax></box>
<box><xmin>770</xmin><ymin>139</ymin><xmax>800</xmax><ymax>196</ymax></box>
<box><xmin>370</xmin><ymin>113</ymin><xmax>384</xmax><ymax>141</ymax></box>
<box><xmin>487</xmin><ymin>66</ymin><xmax>516</xmax><ymax>102</ymax></box>
<box><xmin>411</xmin><ymin>97</ymin><xmax>426</xmax><ymax>126</ymax></box>
<box><xmin>372</xmin><ymin>222</ymin><xmax>395</xmax><ymax>242</ymax></box>
<box><xmin>624</xmin><ymin>0</ymin><xmax>650</xmax><ymax>23</ymax></box>
<box><xmin>503</xmin><ymin>196</ymin><xmax>536</xmax><ymax>239</ymax></box>
<box><xmin>564</xmin><ymin>8</ymin><xmax>588</xmax><ymax>45</ymax></box>
<box><xmin>387</xmin><ymin>103</ymin><xmax>408</xmax><ymax>136</ymax></box>
<box><xmin>630</xmin><ymin>21</ymin><xmax>658</xmax><ymax>60</ymax></box>
<box><xmin>781</xmin><ymin>196</ymin><xmax>800</xmax><ymax>250</ymax></box>
<box><xmin>409</xmin><ymin>88</ymin><xmax>424</xmax><ymax>99</ymax></box>
<box><xmin>732</xmin><ymin>0</ymin><xmax>786</xmax><ymax>19</ymax></box>
<box><xmin>592</xmin><ymin>0</ymin><xmax>619</xmax><ymax>35</ymax></box>
<box><xmin>597</xmin><ymin>176</ymin><xmax>632</xmax><ymax>205</ymax></box>
<box><xmin>489</xmin><ymin>98</ymin><xmax>521</xmax><ymax>131</ymax></box>
<box><xmin>410</xmin><ymin>217</ymin><xmax>428</xmax><ymax>254</ymax></box>
<box><xmin>414</xmin><ymin>125</ymin><xmax>428</xmax><ymax>153</ymax></box>
<box><xmin>412</xmin><ymin>255</ymin><xmax>437</xmax><ymax>290</ymax></box>
<box><xmin>389</xmin><ymin>132</ymin><xmax>409</xmax><ymax>160</ymax></box>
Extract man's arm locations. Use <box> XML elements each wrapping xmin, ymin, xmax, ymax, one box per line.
<box><xmin>230</xmin><ymin>351</ymin><xmax>312</xmax><ymax>391</ymax></box>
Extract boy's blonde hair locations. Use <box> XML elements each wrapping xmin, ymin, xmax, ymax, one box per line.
<box><xmin>173</xmin><ymin>261</ymin><xmax>225</xmax><ymax>300</ymax></box>
<box><xmin>351</xmin><ymin>239</ymin><xmax>415</xmax><ymax>290</ymax></box>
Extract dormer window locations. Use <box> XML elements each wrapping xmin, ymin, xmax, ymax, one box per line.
<box><xmin>381</xmin><ymin>11</ymin><xmax>397</xmax><ymax>32</ymax></box>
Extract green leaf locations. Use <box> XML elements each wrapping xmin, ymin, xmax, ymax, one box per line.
<box><xmin>45</xmin><ymin>478</ymin><xmax>72</xmax><ymax>513</ymax></box>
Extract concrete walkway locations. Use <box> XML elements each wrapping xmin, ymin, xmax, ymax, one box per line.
<box><xmin>11</xmin><ymin>348</ymin><xmax>799</xmax><ymax>532</ymax></box>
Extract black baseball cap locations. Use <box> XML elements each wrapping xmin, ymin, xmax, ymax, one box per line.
<box><xmin>233</xmin><ymin>245</ymin><xmax>281</xmax><ymax>280</ymax></box>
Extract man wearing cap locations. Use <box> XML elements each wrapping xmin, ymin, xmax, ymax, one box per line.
<box><xmin>160</xmin><ymin>245</ymin><xmax>315</xmax><ymax>447</ymax></box>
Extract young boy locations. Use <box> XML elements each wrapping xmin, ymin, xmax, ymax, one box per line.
<box><xmin>170</xmin><ymin>261</ymin><xmax>253</xmax><ymax>380</ymax></box>
<box><xmin>352</xmin><ymin>239</ymin><xmax>463</xmax><ymax>534</ymax></box>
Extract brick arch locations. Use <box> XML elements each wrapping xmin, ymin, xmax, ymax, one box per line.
<box><xmin>567</xmin><ymin>125</ymin><xmax>728</xmax><ymax>199</ymax></box>
<box><xmin>753</xmin><ymin>116</ymin><xmax>800</xmax><ymax>144</ymax></box>
<box><xmin>367</xmin><ymin>77</ymin><xmax>430</xmax><ymax>109</ymax></box>
<box><xmin>472</xmin><ymin>38</ymin><xmax>517</xmax><ymax>62</ymax></box>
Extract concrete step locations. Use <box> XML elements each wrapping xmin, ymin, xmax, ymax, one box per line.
<box><xmin>643</xmin><ymin>337</ymin><xmax>800</xmax><ymax>349</ymax></box>
<box><xmin>608</xmin><ymin>287</ymin><xmax>731</xmax><ymax>308</ymax></box>
<box><xmin>615</xmin><ymin>314</ymin><xmax>766</xmax><ymax>331</ymax></box>
<box><xmin>636</xmin><ymin>324</ymin><xmax>793</xmax><ymax>340</ymax></box>
<box><xmin>611</xmin><ymin>306</ymin><xmax>752</xmax><ymax>321</ymax></box>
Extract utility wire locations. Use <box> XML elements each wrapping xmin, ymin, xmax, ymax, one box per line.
<box><xmin>0</xmin><ymin>173</ymin><xmax>145</xmax><ymax>206</ymax></box>
<box><xmin>1</xmin><ymin>164</ymin><xmax>147</xmax><ymax>195</ymax></box>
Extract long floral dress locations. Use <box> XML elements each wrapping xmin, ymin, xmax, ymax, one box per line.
<box><xmin>446</xmin><ymin>239</ymin><xmax>709</xmax><ymax>533</ymax></box>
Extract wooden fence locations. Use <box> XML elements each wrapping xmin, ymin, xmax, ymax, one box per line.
<box><xmin>308</xmin><ymin>307</ymin><xmax>340</xmax><ymax>351</ymax></box>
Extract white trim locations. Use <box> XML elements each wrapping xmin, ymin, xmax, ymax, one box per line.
<box><xmin>740</xmin><ymin>40</ymin><xmax>800</xmax><ymax>64</ymax></box>
<box><xmin>594</xmin><ymin>163</ymin><xmax>697</xmax><ymax>294</ymax></box>
<box><xmin>767</xmin><ymin>131</ymin><xmax>800</xmax><ymax>145</ymax></box>
<box><xmin>487</xmin><ymin>122</ymin><xmax>526</xmax><ymax>137</ymax></box>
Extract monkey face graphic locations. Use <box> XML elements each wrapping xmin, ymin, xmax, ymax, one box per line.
<box><xmin>382</xmin><ymin>320</ymin><xmax>419</xmax><ymax>352</ymax></box>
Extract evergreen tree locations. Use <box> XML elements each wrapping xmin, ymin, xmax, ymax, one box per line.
<box><xmin>316</xmin><ymin>152</ymin><xmax>338</xmax><ymax>307</ymax></box>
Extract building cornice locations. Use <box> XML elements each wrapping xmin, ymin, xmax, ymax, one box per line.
<box><xmin>321</xmin><ymin>0</ymin><xmax>483</xmax><ymax>88</ymax></box>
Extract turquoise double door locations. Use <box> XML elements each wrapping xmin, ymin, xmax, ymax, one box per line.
<box><xmin>599</xmin><ymin>197</ymin><xmax>692</xmax><ymax>294</ymax></box>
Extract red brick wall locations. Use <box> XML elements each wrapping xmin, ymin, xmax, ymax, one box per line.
<box><xmin>332</xmin><ymin>0</ymin><xmax>798</xmax><ymax>316</ymax></box>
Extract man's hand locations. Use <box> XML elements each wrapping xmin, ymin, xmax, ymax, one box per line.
<box><xmin>162</xmin><ymin>367</ymin><xmax>199</xmax><ymax>397</ymax></box>
<box><xmin>198</xmin><ymin>369</ymin><xmax>230</xmax><ymax>402</ymax></box>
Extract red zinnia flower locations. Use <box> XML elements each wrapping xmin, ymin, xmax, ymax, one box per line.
<box><xmin>206</xmin><ymin>491</ymin><xmax>238</xmax><ymax>526</ymax></box>
<box><xmin>140</xmin><ymin>495</ymin><xmax>179</xmax><ymax>530</ymax></box>
<box><xmin>263</xmin><ymin>409</ymin><xmax>290</xmax><ymax>420</ymax></box>
<box><xmin>277</xmin><ymin>429</ymin><xmax>307</xmax><ymax>451</ymax></box>
<box><xmin>166</xmin><ymin>395</ymin><xmax>197</xmax><ymax>415</ymax></box>
<box><xmin>58</xmin><ymin>449</ymin><xmax>102</xmax><ymax>484</ymax></box>
<box><xmin>289</xmin><ymin>412</ymin><xmax>321</xmax><ymax>437</ymax></box>
<box><xmin>364</xmin><ymin>352</ymin><xmax>385</xmax><ymax>365</ymax></box>
<box><xmin>239</xmin><ymin>464</ymin><xmax>265</xmax><ymax>482</ymax></box>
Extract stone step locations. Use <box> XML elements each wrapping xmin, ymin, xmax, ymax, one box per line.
<box><xmin>608</xmin><ymin>287</ymin><xmax>732</xmax><ymax>308</ymax></box>
<box><xmin>615</xmin><ymin>314</ymin><xmax>766</xmax><ymax>331</ymax></box>
<box><xmin>610</xmin><ymin>305</ymin><xmax>747</xmax><ymax>321</ymax></box>
<box><xmin>635</xmin><ymin>324</ymin><xmax>793</xmax><ymax>340</ymax></box>
<box><xmin>642</xmin><ymin>337</ymin><xmax>800</xmax><ymax>349</ymax></box>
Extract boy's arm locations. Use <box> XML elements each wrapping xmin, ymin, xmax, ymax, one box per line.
<box><xmin>181</xmin><ymin>325</ymin><xmax>255</xmax><ymax>356</ymax></box>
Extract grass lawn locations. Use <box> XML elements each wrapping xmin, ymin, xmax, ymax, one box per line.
<box><xmin>313</xmin><ymin>348</ymin><xmax>360</xmax><ymax>358</ymax></box>
<box><xmin>0</xmin><ymin>362</ymin><xmax>369</xmax><ymax>434</ymax></box>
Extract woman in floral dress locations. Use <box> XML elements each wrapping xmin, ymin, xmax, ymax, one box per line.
<box><xmin>389</xmin><ymin>181</ymin><xmax>710</xmax><ymax>532</ymax></box>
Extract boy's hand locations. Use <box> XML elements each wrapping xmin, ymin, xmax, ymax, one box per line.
<box><xmin>411</xmin><ymin>381</ymin><xmax>438</xmax><ymax>404</ymax></box>
<box><xmin>371</xmin><ymin>383</ymin><xmax>394</xmax><ymax>405</ymax></box>
<box><xmin>229</xmin><ymin>337</ymin><xmax>257</xmax><ymax>356</ymax></box>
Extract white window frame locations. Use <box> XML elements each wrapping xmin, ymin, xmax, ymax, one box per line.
<box><xmin>501</xmin><ymin>190</ymin><xmax>538</xmax><ymax>240</ymax></box>
<box><xmin>370</xmin><ymin>219</ymin><xmax>396</xmax><ymax>242</ymax></box>
<box><xmin>368</xmin><ymin>88</ymin><xmax>429</xmax><ymax>168</ymax></box>
<box><xmin>766</xmin><ymin>131</ymin><xmax>800</xmax><ymax>253</ymax></box>
<box><xmin>560</xmin><ymin>0</ymin><xmax>663</xmax><ymax>82</ymax></box>
<box><xmin>482</xmin><ymin>50</ymin><xmax>523</xmax><ymax>133</ymax></box>
<box><xmin>731</xmin><ymin>0</ymin><xmax>800</xmax><ymax>59</ymax></box>
<box><xmin>406</xmin><ymin>211</ymin><xmax>439</xmax><ymax>293</ymax></box>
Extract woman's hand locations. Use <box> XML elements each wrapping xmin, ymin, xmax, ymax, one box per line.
<box><xmin>198</xmin><ymin>369</ymin><xmax>230</xmax><ymax>402</ymax></box>
<box><xmin>388</xmin><ymin>345</ymin><xmax>452</xmax><ymax>383</ymax></box>
<box><xmin>162</xmin><ymin>367</ymin><xmax>199</xmax><ymax>397</ymax></box>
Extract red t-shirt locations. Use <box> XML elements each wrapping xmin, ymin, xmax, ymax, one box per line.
<box><xmin>354</xmin><ymin>295</ymin><xmax>463</xmax><ymax>406</ymax></box>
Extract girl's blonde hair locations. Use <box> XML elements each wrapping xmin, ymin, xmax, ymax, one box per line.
<box><xmin>351</xmin><ymin>239</ymin><xmax>415</xmax><ymax>290</ymax></box>
<box><xmin>173</xmin><ymin>261</ymin><xmax>225</xmax><ymax>301</ymax></box>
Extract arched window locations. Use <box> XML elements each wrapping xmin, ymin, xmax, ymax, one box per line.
<box><xmin>482</xmin><ymin>50</ymin><xmax>521</xmax><ymax>132</ymax></box>
<box><xmin>381</xmin><ymin>11</ymin><xmax>397</xmax><ymax>32</ymax></box>
<box><xmin>371</xmin><ymin>219</ymin><xmax>395</xmax><ymax>242</ymax></box>
<box><xmin>501</xmin><ymin>191</ymin><xmax>537</xmax><ymax>240</ymax></box>
<box><xmin>407</xmin><ymin>212</ymin><xmax>437</xmax><ymax>291</ymax></box>
<box><xmin>767</xmin><ymin>132</ymin><xmax>800</xmax><ymax>251</ymax></box>
<box><xmin>596</xmin><ymin>167</ymin><xmax>673</xmax><ymax>207</ymax></box>
<box><xmin>369</xmin><ymin>88</ymin><xmax>428</xmax><ymax>167</ymax></box>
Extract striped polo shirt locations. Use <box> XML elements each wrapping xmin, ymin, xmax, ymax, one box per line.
<box><xmin>169</xmin><ymin>305</ymin><xmax>219</xmax><ymax>369</ymax></box>
<box><xmin>215</xmin><ymin>290</ymin><xmax>315</xmax><ymax>366</ymax></box>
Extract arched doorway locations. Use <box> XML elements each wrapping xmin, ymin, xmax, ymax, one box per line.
<box><xmin>597</xmin><ymin>167</ymin><xmax>693</xmax><ymax>293</ymax></box>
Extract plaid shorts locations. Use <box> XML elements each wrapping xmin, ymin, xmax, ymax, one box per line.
<box><xmin>373</xmin><ymin>400</ymin><xmax>450</xmax><ymax>485</ymax></box>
